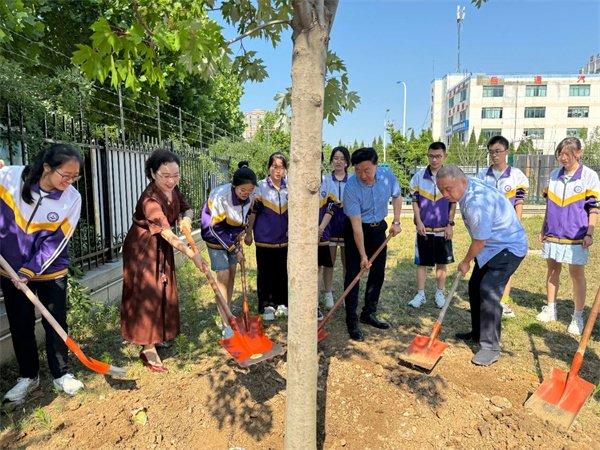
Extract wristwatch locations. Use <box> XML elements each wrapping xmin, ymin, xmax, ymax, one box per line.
<box><xmin>448</xmin><ymin>221</ymin><xmax>455</xmax><ymax>226</ymax></box>
<box><xmin>392</xmin><ymin>221</ymin><xmax>401</xmax><ymax>225</ymax></box>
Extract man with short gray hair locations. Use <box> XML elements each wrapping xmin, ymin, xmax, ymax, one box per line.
<box><xmin>436</xmin><ymin>166</ymin><xmax>528</xmax><ymax>366</ymax></box>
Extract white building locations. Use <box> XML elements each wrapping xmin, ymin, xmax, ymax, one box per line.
<box><xmin>243</xmin><ymin>109</ymin><xmax>267</xmax><ymax>141</ymax></box>
<box><xmin>580</xmin><ymin>54</ymin><xmax>600</xmax><ymax>74</ymax></box>
<box><xmin>430</xmin><ymin>73</ymin><xmax>600</xmax><ymax>154</ymax></box>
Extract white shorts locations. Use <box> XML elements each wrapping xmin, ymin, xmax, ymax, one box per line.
<box><xmin>542</xmin><ymin>241</ymin><xmax>589</xmax><ymax>265</ymax></box>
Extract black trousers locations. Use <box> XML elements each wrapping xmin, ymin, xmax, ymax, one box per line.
<box><xmin>255</xmin><ymin>245</ymin><xmax>288</xmax><ymax>312</ymax></box>
<box><xmin>468</xmin><ymin>250</ymin><xmax>524</xmax><ymax>351</ymax></box>
<box><xmin>1</xmin><ymin>276</ymin><xmax>69</xmax><ymax>379</ymax></box>
<box><xmin>343</xmin><ymin>220</ymin><xmax>388</xmax><ymax>327</ymax></box>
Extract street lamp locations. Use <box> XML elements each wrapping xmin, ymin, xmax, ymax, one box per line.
<box><xmin>383</xmin><ymin>108</ymin><xmax>390</xmax><ymax>162</ymax></box>
<box><xmin>396</xmin><ymin>81</ymin><xmax>407</xmax><ymax>138</ymax></box>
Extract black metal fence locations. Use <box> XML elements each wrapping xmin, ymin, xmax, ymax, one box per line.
<box><xmin>1</xmin><ymin>102</ymin><xmax>229</xmax><ymax>273</ymax></box>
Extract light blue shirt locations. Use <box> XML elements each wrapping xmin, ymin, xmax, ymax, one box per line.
<box><xmin>343</xmin><ymin>166</ymin><xmax>401</xmax><ymax>223</ymax></box>
<box><xmin>459</xmin><ymin>177</ymin><xmax>528</xmax><ymax>266</ymax></box>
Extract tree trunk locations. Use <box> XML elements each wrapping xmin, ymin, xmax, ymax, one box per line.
<box><xmin>284</xmin><ymin>2</ymin><xmax>333</xmax><ymax>448</ymax></box>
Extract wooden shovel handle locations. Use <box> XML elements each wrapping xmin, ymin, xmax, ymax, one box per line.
<box><xmin>319</xmin><ymin>232</ymin><xmax>394</xmax><ymax>330</ymax></box>
<box><xmin>576</xmin><ymin>286</ymin><xmax>600</xmax><ymax>356</ymax></box>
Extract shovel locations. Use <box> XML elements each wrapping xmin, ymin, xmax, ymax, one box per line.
<box><xmin>524</xmin><ymin>286</ymin><xmax>600</xmax><ymax>429</ymax></box>
<box><xmin>0</xmin><ymin>255</ymin><xmax>125</xmax><ymax>377</ymax></box>
<box><xmin>317</xmin><ymin>233</ymin><xmax>393</xmax><ymax>342</ymax></box>
<box><xmin>399</xmin><ymin>272</ymin><xmax>463</xmax><ymax>371</ymax></box>
<box><xmin>181</xmin><ymin>229</ymin><xmax>285</xmax><ymax>368</ymax></box>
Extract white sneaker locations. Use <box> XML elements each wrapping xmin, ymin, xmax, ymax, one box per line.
<box><xmin>317</xmin><ymin>309</ymin><xmax>324</xmax><ymax>321</ymax></box>
<box><xmin>262</xmin><ymin>306</ymin><xmax>276</xmax><ymax>321</ymax></box>
<box><xmin>501</xmin><ymin>302</ymin><xmax>516</xmax><ymax>318</ymax></box>
<box><xmin>3</xmin><ymin>376</ymin><xmax>40</xmax><ymax>404</ymax></box>
<box><xmin>408</xmin><ymin>292</ymin><xmax>426</xmax><ymax>308</ymax></box>
<box><xmin>434</xmin><ymin>291</ymin><xmax>446</xmax><ymax>309</ymax></box>
<box><xmin>567</xmin><ymin>314</ymin><xmax>584</xmax><ymax>336</ymax></box>
<box><xmin>221</xmin><ymin>325</ymin><xmax>234</xmax><ymax>339</ymax></box>
<box><xmin>53</xmin><ymin>373</ymin><xmax>83</xmax><ymax>396</ymax></box>
<box><xmin>324</xmin><ymin>292</ymin><xmax>334</xmax><ymax>309</ymax></box>
<box><xmin>275</xmin><ymin>305</ymin><xmax>288</xmax><ymax>317</ymax></box>
<box><xmin>536</xmin><ymin>305</ymin><xmax>557</xmax><ymax>322</ymax></box>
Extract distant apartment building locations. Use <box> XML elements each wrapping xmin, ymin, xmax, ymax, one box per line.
<box><xmin>243</xmin><ymin>109</ymin><xmax>267</xmax><ymax>141</ymax></box>
<box><xmin>430</xmin><ymin>73</ymin><xmax>600</xmax><ymax>154</ymax></box>
<box><xmin>580</xmin><ymin>53</ymin><xmax>600</xmax><ymax>74</ymax></box>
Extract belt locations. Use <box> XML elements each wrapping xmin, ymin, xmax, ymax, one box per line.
<box><xmin>363</xmin><ymin>221</ymin><xmax>383</xmax><ymax>228</ymax></box>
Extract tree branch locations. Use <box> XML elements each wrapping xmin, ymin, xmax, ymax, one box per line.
<box><xmin>293</xmin><ymin>0</ymin><xmax>314</xmax><ymax>30</ymax></box>
<box><xmin>324</xmin><ymin>0</ymin><xmax>339</xmax><ymax>30</ymax></box>
<box><xmin>226</xmin><ymin>19</ymin><xmax>290</xmax><ymax>45</ymax></box>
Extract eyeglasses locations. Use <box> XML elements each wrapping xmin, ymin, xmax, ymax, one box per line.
<box><xmin>54</xmin><ymin>169</ymin><xmax>81</xmax><ymax>183</ymax></box>
<box><xmin>155</xmin><ymin>172</ymin><xmax>181</xmax><ymax>181</ymax></box>
<box><xmin>427</xmin><ymin>154</ymin><xmax>444</xmax><ymax>160</ymax></box>
<box><xmin>488</xmin><ymin>149</ymin><xmax>507</xmax><ymax>155</ymax></box>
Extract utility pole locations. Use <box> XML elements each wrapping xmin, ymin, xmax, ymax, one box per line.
<box><xmin>383</xmin><ymin>108</ymin><xmax>390</xmax><ymax>162</ymax></box>
<box><xmin>456</xmin><ymin>5</ymin><xmax>466</xmax><ymax>73</ymax></box>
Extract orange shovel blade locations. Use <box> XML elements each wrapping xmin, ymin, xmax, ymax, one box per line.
<box><xmin>317</xmin><ymin>325</ymin><xmax>329</xmax><ymax>343</ymax></box>
<box><xmin>220</xmin><ymin>316</ymin><xmax>285</xmax><ymax>368</ymax></box>
<box><xmin>399</xmin><ymin>334</ymin><xmax>449</xmax><ymax>371</ymax></box>
<box><xmin>524</xmin><ymin>367</ymin><xmax>595</xmax><ymax>428</ymax></box>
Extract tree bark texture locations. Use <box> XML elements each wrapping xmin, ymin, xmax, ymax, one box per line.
<box><xmin>285</xmin><ymin>2</ymin><xmax>337</xmax><ymax>449</ymax></box>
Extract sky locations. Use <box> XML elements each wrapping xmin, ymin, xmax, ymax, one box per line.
<box><xmin>236</xmin><ymin>0</ymin><xmax>600</xmax><ymax>146</ymax></box>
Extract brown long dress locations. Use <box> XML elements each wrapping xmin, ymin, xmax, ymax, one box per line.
<box><xmin>120</xmin><ymin>182</ymin><xmax>191</xmax><ymax>345</ymax></box>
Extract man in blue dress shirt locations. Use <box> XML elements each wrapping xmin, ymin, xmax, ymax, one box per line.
<box><xmin>343</xmin><ymin>148</ymin><xmax>402</xmax><ymax>341</ymax></box>
<box><xmin>436</xmin><ymin>166</ymin><xmax>528</xmax><ymax>366</ymax></box>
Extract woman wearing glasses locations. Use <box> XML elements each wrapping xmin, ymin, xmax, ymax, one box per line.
<box><xmin>1</xmin><ymin>144</ymin><xmax>85</xmax><ymax>406</ymax></box>
<box><xmin>200</xmin><ymin>161</ymin><xmax>257</xmax><ymax>332</ymax></box>
<box><xmin>245</xmin><ymin>152</ymin><xmax>289</xmax><ymax>320</ymax></box>
<box><xmin>120</xmin><ymin>149</ymin><xmax>195</xmax><ymax>372</ymax></box>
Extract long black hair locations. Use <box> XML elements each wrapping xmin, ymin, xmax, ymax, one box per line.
<box><xmin>21</xmin><ymin>144</ymin><xmax>84</xmax><ymax>204</ymax></box>
<box><xmin>268</xmin><ymin>151</ymin><xmax>288</xmax><ymax>169</ymax></box>
<box><xmin>330</xmin><ymin>146</ymin><xmax>350</xmax><ymax>171</ymax></box>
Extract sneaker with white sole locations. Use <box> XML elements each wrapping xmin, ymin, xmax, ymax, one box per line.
<box><xmin>408</xmin><ymin>292</ymin><xmax>426</xmax><ymax>308</ymax></box>
<box><xmin>221</xmin><ymin>325</ymin><xmax>234</xmax><ymax>339</ymax></box>
<box><xmin>53</xmin><ymin>373</ymin><xmax>84</xmax><ymax>396</ymax></box>
<box><xmin>275</xmin><ymin>305</ymin><xmax>288</xmax><ymax>317</ymax></box>
<box><xmin>501</xmin><ymin>302</ymin><xmax>516</xmax><ymax>318</ymax></box>
<box><xmin>536</xmin><ymin>305</ymin><xmax>557</xmax><ymax>322</ymax></box>
<box><xmin>434</xmin><ymin>291</ymin><xmax>446</xmax><ymax>309</ymax></box>
<box><xmin>262</xmin><ymin>306</ymin><xmax>276</xmax><ymax>321</ymax></box>
<box><xmin>2</xmin><ymin>376</ymin><xmax>40</xmax><ymax>405</ymax></box>
<box><xmin>324</xmin><ymin>292</ymin><xmax>334</xmax><ymax>309</ymax></box>
<box><xmin>567</xmin><ymin>314</ymin><xmax>584</xmax><ymax>336</ymax></box>
<box><xmin>317</xmin><ymin>309</ymin><xmax>324</xmax><ymax>321</ymax></box>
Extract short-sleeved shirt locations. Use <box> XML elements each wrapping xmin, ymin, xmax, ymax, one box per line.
<box><xmin>458</xmin><ymin>177</ymin><xmax>528</xmax><ymax>266</ymax></box>
<box><xmin>475</xmin><ymin>165</ymin><xmax>529</xmax><ymax>206</ymax></box>
<box><xmin>343</xmin><ymin>166</ymin><xmax>400</xmax><ymax>223</ymax></box>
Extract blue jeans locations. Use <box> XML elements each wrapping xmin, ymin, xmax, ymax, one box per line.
<box><xmin>207</xmin><ymin>247</ymin><xmax>238</xmax><ymax>272</ymax></box>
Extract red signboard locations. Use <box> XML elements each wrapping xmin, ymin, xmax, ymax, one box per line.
<box><xmin>534</xmin><ymin>75</ymin><xmax>542</xmax><ymax>84</ymax></box>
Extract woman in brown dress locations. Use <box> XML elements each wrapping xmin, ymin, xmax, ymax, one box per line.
<box><xmin>120</xmin><ymin>149</ymin><xmax>195</xmax><ymax>372</ymax></box>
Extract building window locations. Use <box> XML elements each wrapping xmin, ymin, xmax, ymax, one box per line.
<box><xmin>460</xmin><ymin>90</ymin><xmax>467</xmax><ymax>102</ymax></box>
<box><xmin>524</xmin><ymin>128</ymin><xmax>545</xmax><ymax>139</ymax></box>
<box><xmin>447</xmin><ymin>116</ymin><xmax>453</xmax><ymax>127</ymax></box>
<box><xmin>566</xmin><ymin>128</ymin><xmax>588</xmax><ymax>138</ymax></box>
<box><xmin>567</xmin><ymin>106</ymin><xmax>589</xmax><ymax>118</ymax></box>
<box><xmin>481</xmin><ymin>129</ymin><xmax>502</xmax><ymax>141</ymax></box>
<box><xmin>525</xmin><ymin>85</ymin><xmax>547</xmax><ymax>97</ymax></box>
<box><xmin>448</xmin><ymin>97</ymin><xmax>455</xmax><ymax>108</ymax></box>
<box><xmin>481</xmin><ymin>107</ymin><xmax>503</xmax><ymax>119</ymax></box>
<box><xmin>569</xmin><ymin>84</ymin><xmax>590</xmax><ymax>96</ymax></box>
<box><xmin>482</xmin><ymin>85</ymin><xmax>504</xmax><ymax>97</ymax></box>
<box><xmin>459</xmin><ymin>110</ymin><xmax>467</xmax><ymax>122</ymax></box>
<box><xmin>524</xmin><ymin>107</ymin><xmax>545</xmax><ymax>118</ymax></box>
